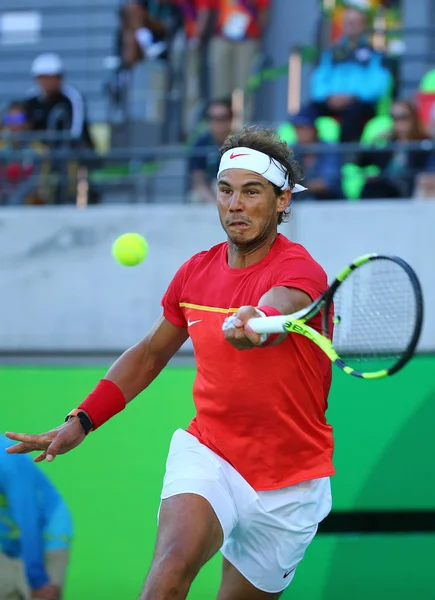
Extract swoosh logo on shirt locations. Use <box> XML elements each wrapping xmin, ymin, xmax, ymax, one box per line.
<box><xmin>230</xmin><ymin>152</ymin><xmax>249</xmax><ymax>159</ymax></box>
<box><xmin>187</xmin><ymin>319</ymin><xmax>202</xmax><ymax>327</ymax></box>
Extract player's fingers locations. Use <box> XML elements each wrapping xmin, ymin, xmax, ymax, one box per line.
<box><xmin>243</xmin><ymin>323</ymin><xmax>263</xmax><ymax>346</ymax></box>
<box><xmin>34</xmin><ymin>450</ymin><xmax>48</xmax><ymax>463</ymax></box>
<box><xmin>4</xmin><ymin>431</ymin><xmax>35</xmax><ymax>443</ymax></box>
<box><xmin>5</xmin><ymin>432</ymin><xmax>51</xmax><ymax>446</ymax></box>
<box><xmin>5</xmin><ymin>441</ymin><xmax>38</xmax><ymax>454</ymax></box>
<box><xmin>233</xmin><ymin>306</ymin><xmax>259</xmax><ymax>325</ymax></box>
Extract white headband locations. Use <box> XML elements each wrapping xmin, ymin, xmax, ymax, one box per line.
<box><xmin>217</xmin><ymin>147</ymin><xmax>307</xmax><ymax>193</ymax></box>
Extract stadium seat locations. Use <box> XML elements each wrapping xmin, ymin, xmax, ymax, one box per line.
<box><xmin>419</xmin><ymin>69</ymin><xmax>435</xmax><ymax>92</ymax></box>
<box><xmin>315</xmin><ymin>116</ymin><xmax>341</xmax><ymax>143</ymax></box>
<box><xmin>341</xmin><ymin>163</ymin><xmax>381</xmax><ymax>200</ymax></box>
<box><xmin>416</xmin><ymin>69</ymin><xmax>435</xmax><ymax>126</ymax></box>
<box><xmin>277</xmin><ymin>123</ymin><xmax>297</xmax><ymax>145</ymax></box>
<box><xmin>360</xmin><ymin>115</ymin><xmax>393</xmax><ymax>146</ymax></box>
<box><xmin>277</xmin><ymin>118</ymin><xmax>340</xmax><ymax>145</ymax></box>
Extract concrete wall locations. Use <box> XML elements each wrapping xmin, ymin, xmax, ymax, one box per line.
<box><xmin>0</xmin><ymin>201</ymin><xmax>433</xmax><ymax>352</ymax></box>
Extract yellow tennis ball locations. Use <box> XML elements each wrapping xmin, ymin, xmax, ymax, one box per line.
<box><xmin>112</xmin><ymin>233</ymin><xmax>148</xmax><ymax>266</ymax></box>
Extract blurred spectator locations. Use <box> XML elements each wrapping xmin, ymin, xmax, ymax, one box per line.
<box><xmin>359</xmin><ymin>99</ymin><xmax>431</xmax><ymax>198</ymax></box>
<box><xmin>118</xmin><ymin>0</ymin><xmax>183</xmax><ymax>68</ymax></box>
<box><xmin>291</xmin><ymin>108</ymin><xmax>343</xmax><ymax>201</ymax></box>
<box><xmin>24</xmin><ymin>53</ymin><xmax>94</xmax><ymax>149</ymax></box>
<box><xmin>310</xmin><ymin>7</ymin><xmax>391</xmax><ymax>142</ymax></box>
<box><xmin>209</xmin><ymin>0</ymin><xmax>269</xmax><ymax>121</ymax></box>
<box><xmin>0</xmin><ymin>436</ymin><xmax>72</xmax><ymax>600</ymax></box>
<box><xmin>188</xmin><ymin>98</ymin><xmax>232</xmax><ymax>203</ymax></box>
<box><xmin>176</xmin><ymin>0</ymin><xmax>214</xmax><ymax>134</ymax></box>
<box><xmin>413</xmin><ymin>104</ymin><xmax>435</xmax><ymax>199</ymax></box>
<box><xmin>0</xmin><ymin>102</ymin><xmax>53</xmax><ymax>206</ymax></box>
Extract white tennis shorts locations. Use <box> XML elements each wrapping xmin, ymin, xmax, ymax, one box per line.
<box><xmin>160</xmin><ymin>429</ymin><xmax>332</xmax><ymax>594</ymax></box>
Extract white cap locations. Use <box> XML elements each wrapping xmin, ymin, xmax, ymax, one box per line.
<box><xmin>31</xmin><ymin>53</ymin><xmax>63</xmax><ymax>77</ymax></box>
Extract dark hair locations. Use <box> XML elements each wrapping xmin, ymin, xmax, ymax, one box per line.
<box><xmin>220</xmin><ymin>126</ymin><xmax>304</xmax><ymax>224</ymax></box>
<box><xmin>389</xmin><ymin>99</ymin><xmax>427</xmax><ymax>141</ymax></box>
<box><xmin>205</xmin><ymin>98</ymin><xmax>233</xmax><ymax>120</ymax></box>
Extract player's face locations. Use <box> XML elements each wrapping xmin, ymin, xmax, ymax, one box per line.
<box><xmin>217</xmin><ymin>169</ymin><xmax>290</xmax><ymax>246</ymax></box>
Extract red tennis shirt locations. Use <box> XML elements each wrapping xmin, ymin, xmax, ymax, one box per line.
<box><xmin>161</xmin><ymin>234</ymin><xmax>335</xmax><ymax>490</ymax></box>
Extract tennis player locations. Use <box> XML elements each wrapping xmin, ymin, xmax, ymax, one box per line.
<box><xmin>6</xmin><ymin>127</ymin><xmax>335</xmax><ymax>600</ymax></box>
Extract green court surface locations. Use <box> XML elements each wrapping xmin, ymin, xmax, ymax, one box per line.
<box><xmin>1</xmin><ymin>357</ymin><xmax>435</xmax><ymax>599</ymax></box>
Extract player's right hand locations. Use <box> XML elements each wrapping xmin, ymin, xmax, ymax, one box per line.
<box><xmin>5</xmin><ymin>418</ymin><xmax>86</xmax><ymax>463</ymax></box>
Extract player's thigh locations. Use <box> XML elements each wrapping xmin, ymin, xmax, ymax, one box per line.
<box><xmin>217</xmin><ymin>557</ymin><xmax>282</xmax><ymax>600</ymax></box>
<box><xmin>153</xmin><ymin>493</ymin><xmax>224</xmax><ymax>572</ymax></box>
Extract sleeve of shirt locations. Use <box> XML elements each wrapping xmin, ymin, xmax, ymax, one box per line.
<box><xmin>318</xmin><ymin>148</ymin><xmax>343</xmax><ymax>193</ymax></box>
<box><xmin>188</xmin><ymin>137</ymin><xmax>208</xmax><ymax>174</ymax></box>
<box><xmin>357</xmin><ymin>53</ymin><xmax>391</xmax><ymax>102</ymax></box>
<box><xmin>271</xmin><ymin>258</ymin><xmax>328</xmax><ymax>301</ymax></box>
<box><xmin>3</xmin><ymin>456</ymin><xmax>49</xmax><ymax>590</ymax></box>
<box><xmin>310</xmin><ymin>51</ymin><xmax>333</xmax><ymax>102</ymax></box>
<box><xmin>161</xmin><ymin>257</ymin><xmax>196</xmax><ymax>328</ymax></box>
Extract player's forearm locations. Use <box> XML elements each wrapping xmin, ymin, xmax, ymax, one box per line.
<box><xmin>76</xmin><ymin>316</ymin><xmax>187</xmax><ymax>431</ymax></box>
<box><xmin>105</xmin><ymin>340</ymin><xmax>168</xmax><ymax>404</ymax></box>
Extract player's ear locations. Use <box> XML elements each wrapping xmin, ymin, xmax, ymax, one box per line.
<box><xmin>276</xmin><ymin>189</ymin><xmax>291</xmax><ymax>214</ymax></box>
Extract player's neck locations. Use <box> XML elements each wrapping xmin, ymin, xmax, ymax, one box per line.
<box><xmin>227</xmin><ymin>232</ymin><xmax>278</xmax><ymax>269</ymax></box>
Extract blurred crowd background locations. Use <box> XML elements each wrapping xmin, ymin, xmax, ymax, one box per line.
<box><xmin>2</xmin><ymin>0</ymin><xmax>435</xmax><ymax>206</ymax></box>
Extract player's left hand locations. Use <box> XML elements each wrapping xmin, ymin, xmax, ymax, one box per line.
<box><xmin>222</xmin><ymin>306</ymin><xmax>264</xmax><ymax>350</ymax></box>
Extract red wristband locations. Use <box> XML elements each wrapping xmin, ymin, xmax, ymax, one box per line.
<box><xmin>78</xmin><ymin>379</ymin><xmax>126</xmax><ymax>430</ymax></box>
<box><xmin>257</xmin><ymin>306</ymin><xmax>282</xmax><ymax>318</ymax></box>
<box><xmin>256</xmin><ymin>306</ymin><xmax>282</xmax><ymax>347</ymax></box>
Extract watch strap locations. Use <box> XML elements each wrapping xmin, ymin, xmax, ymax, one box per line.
<box><xmin>65</xmin><ymin>409</ymin><xmax>93</xmax><ymax>435</ymax></box>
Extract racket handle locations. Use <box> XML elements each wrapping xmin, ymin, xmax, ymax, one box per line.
<box><xmin>247</xmin><ymin>315</ymin><xmax>288</xmax><ymax>334</ymax></box>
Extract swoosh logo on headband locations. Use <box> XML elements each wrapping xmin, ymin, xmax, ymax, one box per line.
<box><xmin>230</xmin><ymin>152</ymin><xmax>250</xmax><ymax>159</ymax></box>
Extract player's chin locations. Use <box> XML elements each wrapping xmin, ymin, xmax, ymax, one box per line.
<box><xmin>226</xmin><ymin>226</ymin><xmax>255</xmax><ymax>244</ymax></box>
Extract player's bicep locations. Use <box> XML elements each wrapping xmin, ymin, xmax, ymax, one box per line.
<box><xmin>146</xmin><ymin>314</ymin><xmax>189</xmax><ymax>363</ymax></box>
<box><xmin>259</xmin><ymin>286</ymin><xmax>313</xmax><ymax>315</ymax></box>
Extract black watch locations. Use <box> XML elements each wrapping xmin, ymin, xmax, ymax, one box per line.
<box><xmin>65</xmin><ymin>409</ymin><xmax>93</xmax><ymax>435</ymax></box>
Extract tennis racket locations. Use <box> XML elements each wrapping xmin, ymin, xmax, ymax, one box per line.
<box><xmin>245</xmin><ymin>254</ymin><xmax>423</xmax><ymax>379</ymax></box>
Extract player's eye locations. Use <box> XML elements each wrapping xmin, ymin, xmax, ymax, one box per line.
<box><xmin>220</xmin><ymin>187</ymin><xmax>232</xmax><ymax>195</ymax></box>
<box><xmin>246</xmin><ymin>189</ymin><xmax>259</xmax><ymax>196</ymax></box>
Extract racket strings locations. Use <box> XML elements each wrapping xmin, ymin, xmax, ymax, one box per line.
<box><xmin>331</xmin><ymin>259</ymin><xmax>419</xmax><ymax>367</ymax></box>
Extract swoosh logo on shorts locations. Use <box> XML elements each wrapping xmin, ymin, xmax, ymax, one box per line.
<box><xmin>283</xmin><ymin>567</ymin><xmax>296</xmax><ymax>579</ymax></box>
<box><xmin>230</xmin><ymin>152</ymin><xmax>249</xmax><ymax>159</ymax></box>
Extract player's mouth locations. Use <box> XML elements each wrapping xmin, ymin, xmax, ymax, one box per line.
<box><xmin>227</xmin><ymin>219</ymin><xmax>251</xmax><ymax>229</ymax></box>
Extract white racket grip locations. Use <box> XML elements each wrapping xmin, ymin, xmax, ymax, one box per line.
<box><xmin>222</xmin><ymin>311</ymin><xmax>269</xmax><ymax>344</ymax></box>
<box><xmin>247</xmin><ymin>315</ymin><xmax>289</xmax><ymax>335</ymax></box>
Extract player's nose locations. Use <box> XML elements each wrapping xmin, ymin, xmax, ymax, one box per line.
<box><xmin>228</xmin><ymin>191</ymin><xmax>244</xmax><ymax>210</ymax></box>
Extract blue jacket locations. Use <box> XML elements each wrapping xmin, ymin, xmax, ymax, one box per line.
<box><xmin>0</xmin><ymin>436</ymin><xmax>73</xmax><ymax>590</ymax></box>
<box><xmin>311</xmin><ymin>37</ymin><xmax>391</xmax><ymax>103</ymax></box>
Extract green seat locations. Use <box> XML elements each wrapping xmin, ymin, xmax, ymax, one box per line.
<box><xmin>420</xmin><ymin>69</ymin><xmax>435</xmax><ymax>92</ymax></box>
<box><xmin>278</xmin><ymin>117</ymin><xmax>340</xmax><ymax>145</ymax></box>
<box><xmin>341</xmin><ymin>163</ymin><xmax>381</xmax><ymax>200</ymax></box>
<box><xmin>360</xmin><ymin>115</ymin><xmax>393</xmax><ymax>146</ymax></box>
<box><xmin>277</xmin><ymin>122</ymin><xmax>297</xmax><ymax>145</ymax></box>
<box><xmin>315</xmin><ymin>116</ymin><xmax>340</xmax><ymax>143</ymax></box>
<box><xmin>376</xmin><ymin>73</ymin><xmax>394</xmax><ymax>116</ymax></box>
<box><xmin>341</xmin><ymin>163</ymin><xmax>366</xmax><ymax>200</ymax></box>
